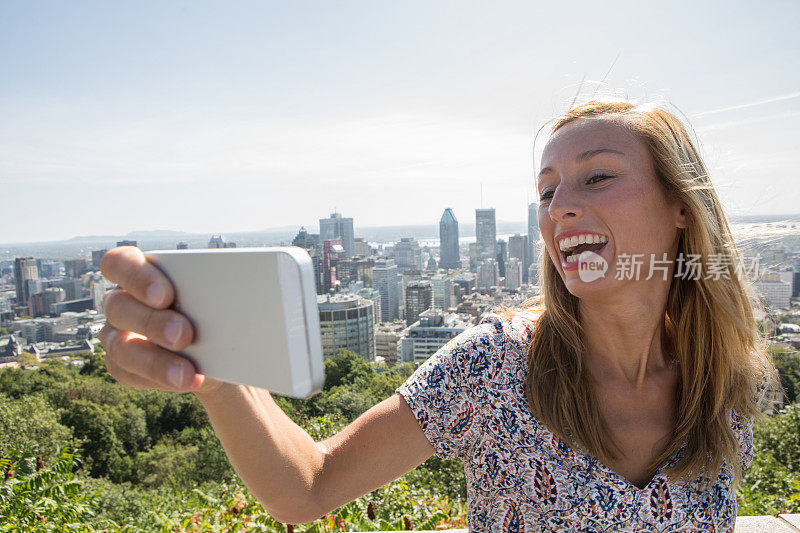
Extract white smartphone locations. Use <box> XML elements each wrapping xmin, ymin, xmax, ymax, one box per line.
<box><xmin>144</xmin><ymin>247</ymin><xmax>324</xmax><ymax>398</ymax></box>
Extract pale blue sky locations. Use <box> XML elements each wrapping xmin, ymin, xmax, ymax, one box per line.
<box><xmin>2</xmin><ymin>0</ymin><xmax>798</xmax><ymax>243</ymax></box>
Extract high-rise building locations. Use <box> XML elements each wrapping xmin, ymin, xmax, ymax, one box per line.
<box><xmin>393</xmin><ymin>238</ymin><xmax>423</xmax><ymax>271</ymax></box>
<box><xmin>116</xmin><ymin>240</ymin><xmax>138</xmax><ymax>247</ymax></box>
<box><xmin>29</xmin><ymin>287</ymin><xmax>65</xmax><ymax>317</ymax></box>
<box><xmin>373</xmin><ymin>259</ymin><xmax>400</xmax><ymax>321</ymax></box>
<box><xmin>496</xmin><ymin>239</ymin><xmax>507</xmax><ymax>278</ymax></box>
<box><xmin>14</xmin><ymin>257</ymin><xmax>39</xmax><ymax>307</ymax></box>
<box><xmin>353</xmin><ymin>238</ymin><xmax>372</xmax><ymax>257</ymax></box>
<box><xmin>477</xmin><ymin>258</ymin><xmax>500</xmax><ymax>289</ymax></box>
<box><xmin>292</xmin><ymin>227</ymin><xmax>319</xmax><ymax>251</ymax></box>
<box><xmin>504</xmin><ymin>258</ymin><xmax>523</xmax><ymax>289</ymax></box>
<box><xmin>64</xmin><ymin>258</ymin><xmax>89</xmax><ymax>278</ymax></box>
<box><xmin>356</xmin><ymin>288</ymin><xmax>382</xmax><ymax>324</ymax></box>
<box><xmin>91</xmin><ymin>249</ymin><xmax>107</xmax><ymax>270</ymax></box>
<box><xmin>508</xmin><ymin>233</ymin><xmax>530</xmax><ymax>284</ymax></box>
<box><xmin>429</xmin><ymin>274</ymin><xmax>452</xmax><ymax>311</ymax></box>
<box><xmin>528</xmin><ymin>202</ymin><xmax>539</xmax><ymax>267</ymax></box>
<box><xmin>317</xmin><ymin>293</ymin><xmax>375</xmax><ymax>361</ymax></box>
<box><xmin>319</xmin><ymin>213</ymin><xmax>355</xmax><ymax>259</ymax></box>
<box><xmin>337</xmin><ymin>258</ymin><xmax>374</xmax><ymax>288</ymax></box>
<box><xmin>439</xmin><ymin>208</ymin><xmax>461</xmax><ymax>269</ymax></box>
<box><xmin>176</xmin><ymin>242</ymin><xmax>189</xmax><ymax>250</ymax></box>
<box><xmin>476</xmin><ymin>208</ymin><xmax>497</xmax><ymax>262</ymax></box>
<box><xmin>405</xmin><ymin>280</ymin><xmax>433</xmax><ymax>326</ymax></box>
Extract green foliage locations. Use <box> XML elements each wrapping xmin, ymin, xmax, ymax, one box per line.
<box><xmin>0</xmin><ymin>326</ymin><xmax>9</xmax><ymax>336</ymax></box>
<box><xmin>323</xmin><ymin>350</ymin><xmax>375</xmax><ymax>390</ymax></box>
<box><xmin>0</xmin><ymin>449</ymin><xmax>110</xmax><ymax>531</ymax></box>
<box><xmin>771</xmin><ymin>347</ymin><xmax>800</xmax><ymax>404</ymax></box>
<box><xmin>0</xmin><ymin>394</ymin><xmax>75</xmax><ymax>465</ymax></box>
<box><xmin>738</xmin><ymin>405</ymin><xmax>800</xmax><ymax>515</ymax></box>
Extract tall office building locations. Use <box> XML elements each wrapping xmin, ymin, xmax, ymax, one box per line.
<box><xmin>116</xmin><ymin>240</ymin><xmax>138</xmax><ymax>247</ymax></box>
<box><xmin>504</xmin><ymin>258</ymin><xmax>523</xmax><ymax>289</ymax></box>
<box><xmin>319</xmin><ymin>213</ymin><xmax>355</xmax><ymax>259</ymax></box>
<box><xmin>64</xmin><ymin>259</ymin><xmax>89</xmax><ymax>278</ymax></box>
<box><xmin>393</xmin><ymin>238</ymin><xmax>423</xmax><ymax>271</ymax></box>
<box><xmin>405</xmin><ymin>280</ymin><xmax>433</xmax><ymax>326</ymax></box>
<box><xmin>14</xmin><ymin>257</ymin><xmax>39</xmax><ymax>307</ymax></box>
<box><xmin>439</xmin><ymin>208</ymin><xmax>461</xmax><ymax>269</ymax></box>
<box><xmin>477</xmin><ymin>258</ymin><xmax>500</xmax><ymax>289</ymax></box>
<box><xmin>29</xmin><ymin>287</ymin><xmax>65</xmax><ymax>317</ymax></box>
<box><xmin>91</xmin><ymin>249</ymin><xmax>107</xmax><ymax>269</ymax></box>
<box><xmin>429</xmin><ymin>274</ymin><xmax>452</xmax><ymax>311</ymax></box>
<box><xmin>317</xmin><ymin>293</ymin><xmax>375</xmax><ymax>361</ymax></box>
<box><xmin>496</xmin><ymin>240</ymin><xmax>507</xmax><ymax>278</ymax></box>
<box><xmin>476</xmin><ymin>208</ymin><xmax>497</xmax><ymax>262</ymax></box>
<box><xmin>528</xmin><ymin>202</ymin><xmax>539</xmax><ymax>267</ymax></box>
<box><xmin>373</xmin><ymin>259</ymin><xmax>400</xmax><ymax>321</ymax></box>
<box><xmin>508</xmin><ymin>233</ymin><xmax>530</xmax><ymax>283</ymax></box>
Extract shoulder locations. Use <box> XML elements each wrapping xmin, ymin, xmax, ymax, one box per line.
<box><xmin>399</xmin><ymin>310</ymin><xmax>536</xmax><ymax>394</ymax></box>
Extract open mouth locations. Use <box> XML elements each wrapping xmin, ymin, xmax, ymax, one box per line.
<box><xmin>557</xmin><ymin>233</ymin><xmax>609</xmax><ymax>265</ymax></box>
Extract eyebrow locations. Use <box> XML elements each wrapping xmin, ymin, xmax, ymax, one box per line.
<box><xmin>538</xmin><ymin>148</ymin><xmax>625</xmax><ymax>180</ymax></box>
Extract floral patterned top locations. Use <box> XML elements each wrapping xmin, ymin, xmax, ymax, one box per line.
<box><xmin>396</xmin><ymin>313</ymin><xmax>755</xmax><ymax>532</ymax></box>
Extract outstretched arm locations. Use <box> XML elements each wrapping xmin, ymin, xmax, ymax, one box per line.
<box><xmin>98</xmin><ymin>246</ymin><xmax>434</xmax><ymax>524</ymax></box>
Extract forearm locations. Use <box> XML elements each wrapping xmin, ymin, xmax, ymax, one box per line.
<box><xmin>194</xmin><ymin>382</ymin><xmax>326</xmax><ymax>523</ymax></box>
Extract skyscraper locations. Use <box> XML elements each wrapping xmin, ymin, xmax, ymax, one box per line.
<box><xmin>508</xmin><ymin>233</ymin><xmax>530</xmax><ymax>283</ymax></box>
<box><xmin>405</xmin><ymin>280</ymin><xmax>433</xmax><ymax>326</ymax></box>
<box><xmin>319</xmin><ymin>213</ymin><xmax>355</xmax><ymax>259</ymax></box>
<box><xmin>528</xmin><ymin>202</ymin><xmax>539</xmax><ymax>267</ymax></box>
<box><xmin>477</xmin><ymin>258</ymin><xmax>499</xmax><ymax>289</ymax></box>
<box><xmin>14</xmin><ymin>257</ymin><xmax>38</xmax><ymax>307</ymax></box>
<box><xmin>476</xmin><ymin>208</ymin><xmax>497</xmax><ymax>262</ymax></box>
<box><xmin>393</xmin><ymin>238</ymin><xmax>422</xmax><ymax>271</ymax></box>
<box><xmin>439</xmin><ymin>208</ymin><xmax>460</xmax><ymax>269</ymax></box>
<box><xmin>373</xmin><ymin>259</ymin><xmax>400</xmax><ymax>321</ymax></box>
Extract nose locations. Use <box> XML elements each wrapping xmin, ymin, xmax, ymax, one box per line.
<box><xmin>547</xmin><ymin>183</ymin><xmax>583</xmax><ymax>222</ymax></box>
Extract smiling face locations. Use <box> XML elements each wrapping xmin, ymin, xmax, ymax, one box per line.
<box><xmin>537</xmin><ymin>118</ymin><xmax>686</xmax><ymax>297</ymax></box>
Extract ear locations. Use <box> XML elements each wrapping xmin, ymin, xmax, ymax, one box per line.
<box><xmin>675</xmin><ymin>204</ymin><xmax>688</xmax><ymax>229</ymax></box>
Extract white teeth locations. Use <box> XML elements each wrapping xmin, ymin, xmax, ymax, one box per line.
<box><xmin>558</xmin><ymin>233</ymin><xmax>608</xmax><ymax>252</ymax></box>
<box><xmin>565</xmin><ymin>250</ymin><xmax>600</xmax><ymax>263</ymax></box>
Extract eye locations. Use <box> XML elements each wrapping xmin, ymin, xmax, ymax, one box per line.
<box><xmin>587</xmin><ymin>173</ymin><xmax>613</xmax><ymax>185</ymax></box>
<box><xmin>539</xmin><ymin>189</ymin><xmax>554</xmax><ymax>202</ymax></box>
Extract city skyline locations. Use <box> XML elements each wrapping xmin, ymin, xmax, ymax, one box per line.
<box><xmin>2</xmin><ymin>1</ymin><xmax>798</xmax><ymax>244</ymax></box>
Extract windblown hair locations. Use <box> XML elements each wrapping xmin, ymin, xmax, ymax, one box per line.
<box><xmin>498</xmin><ymin>99</ymin><xmax>775</xmax><ymax>485</ymax></box>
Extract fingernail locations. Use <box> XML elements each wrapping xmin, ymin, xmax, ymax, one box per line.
<box><xmin>146</xmin><ymin>283</ymin><xmax>166</xmax><ymax>307</ymax></box>
<box><xmin>164</xmin><ymin>320</ymin><xmax>183</xmax><ymax>348</ymax></box>
<box><xmin>167</xmin><ymin>361</ymin><xmax>190</xmax><ymax>389</ymax></box>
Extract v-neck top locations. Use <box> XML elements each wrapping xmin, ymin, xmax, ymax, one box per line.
<box><xmin>396</xmin><ymin>313</ymin><xmax>754</xmax><ymax>532</ymax></box>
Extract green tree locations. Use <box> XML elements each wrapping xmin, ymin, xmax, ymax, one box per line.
<box><xmin>0</xmin><ymin>393</ymin><xmax>74</xmax><ymax>465</ymax></box>
<box><xmin>771</xmin><ymin>347</ymin><xmax>800</xmax><ymax>404</ymax></box>
<box><xmin>59</xmin><ymin>399</ymin><xmax>127</xmax><ymax>480</ymax></box>
<box><xmin>323</xmin><ymin>350</ymin><xmax>375</xmax><ymax>390</ymax></box>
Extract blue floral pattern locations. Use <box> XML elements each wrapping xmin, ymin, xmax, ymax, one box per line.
<box><xmin>396</xmin><ymin>313</ymin><xmax>755</xmax><ymax>532</ymax></box>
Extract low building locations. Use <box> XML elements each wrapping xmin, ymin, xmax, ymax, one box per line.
<box><xmin>401</xmin><ymin>309</ymin><xmax>475</xmax><ymax>363</ymax></box>
<box><xmin>317</xmin><ymin>293</ymin><xmax>375</xmax><ymax>361</ymax></box>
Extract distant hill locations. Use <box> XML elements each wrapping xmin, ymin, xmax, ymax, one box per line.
<box><xmin>2</xmin><ymin>215</ymin><xmax>797</xmax><ymax>260</ymax></box>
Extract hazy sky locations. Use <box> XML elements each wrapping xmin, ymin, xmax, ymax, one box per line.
<box><xmin>2</xmin><ymin>0</ymin><xmax>798</xmax><ymax>244</ymax></box>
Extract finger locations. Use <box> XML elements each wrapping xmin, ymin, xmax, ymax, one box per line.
<box><xmin>100</xmin><ymin>246</ymin><xmax>175</xmax><ymax>309</ymax></box>
<box><xmin>103</xmin><ymin>289</ymin><xmax>193</xmax><ymax>351</ymax></box>
<box><xmin>107</xmin><ymin>328</ymin><xmax>204</xmax><ymax>392</ymax></box>
<box><xmin>105</xmin><ymin>350</ymin><xmax>161</xmax><ymax>391</ymax></box>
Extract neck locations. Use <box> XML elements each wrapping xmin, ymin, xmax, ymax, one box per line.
<box><xmin>579</xmin><ymin>288</ymin><xmax>672</xmax><ymax>389</ymax></box>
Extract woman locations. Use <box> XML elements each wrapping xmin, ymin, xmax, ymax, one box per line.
<box><xmin>98</xmin><ymin>99</ymin><xmax>773</xmax><ymax>531</ymax></box>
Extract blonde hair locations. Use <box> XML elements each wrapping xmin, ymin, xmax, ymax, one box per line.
<box><xmin>498</xmin><ymin>99</ymin><xmax>775</xmax><ymax>485</ymax></box>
